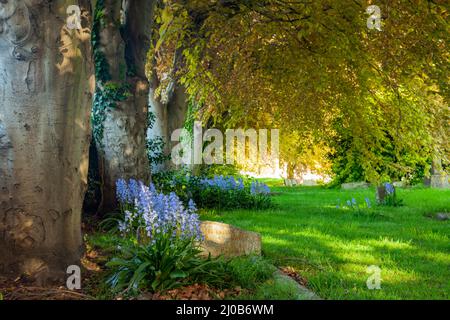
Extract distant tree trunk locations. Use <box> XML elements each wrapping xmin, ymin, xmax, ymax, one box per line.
<box><xmin>287</xmin><ymin>162</ymin><xmax>296</xmax><ymax>179</ymax></box>
<box><xmin>0</xmin><ymin>0</ymin><xmax>93</xmax><ymax>282</ymax></box>
<box><xmin>167</xmin><ymin>84</ymin><xmax>188</xmax><ymax>161</ymax></box>
<box><xmin>148</xmin><ymin>78</ymin><xmax>188</xmax><ymax>173</ymax></box>
<box><xmin>93</xmin><ymin>0</ymin><xmax>154</xmax><ymax>213</ymax></box>
<box><xmin>148</xmin><ymin>73</ymin><xmax>169</xmax><ymax>173</ymax></box>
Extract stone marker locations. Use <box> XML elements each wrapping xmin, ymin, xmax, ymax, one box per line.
<box><xmin>302</xmin><ymin>179</ymin><xmax>318</xmax><ymax>186</ymax></box>
<box><xmin>430</xmin><ymin>174</ymin><xmax>450</xmax><ymax>189</ymax></box>
<box><xmin>341</xmin><ymin>182</ymin><xmax>370</xmax><ymax>189</ymax></box>
<box><xmin>429</xmin><ymin>158</ymin><xmax>450</xmax><ymax>189</ymax></box>
<box><xmin>393</xmin><ymin>181</ymin><xmax>405</xmax><ymax>188</ymax></box>
<box><xmin>435</xmin><ymin>213</ymin><xmax>449</xmax><ymax>221</ymax></box>
<box><xmin>200</xmin><ymin>221</ymin><xmax>261</xmax><ymax>257</ymax></box>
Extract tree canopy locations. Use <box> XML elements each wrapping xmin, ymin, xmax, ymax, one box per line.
<box><xmin>150</xmin><ymin>0</ymin><xmax>449</xmax><ymax>182</ymax></box>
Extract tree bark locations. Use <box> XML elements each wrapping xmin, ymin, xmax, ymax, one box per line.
<box><xmin>94</xmin><ymin>0</ymin><xmax>154</xmax><ymax>213</ymax></box>
<box><xmin>0</xmin><ymin>0</ymin><xmax>94</xmax><ymax>282</ymax></box>
<box><xmin>148</xmin><ymin>78</ymin><xmax>188</xmax><ymax>173</ymax></box>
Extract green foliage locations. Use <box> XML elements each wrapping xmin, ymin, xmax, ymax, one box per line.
<box><xmin>328</xmin><ymin>120</ymin><xmax>432</xmax><ymax>186</ymax></box>
<box><xmin>92</xmin><ymin>0</ymin><xmax>110</xmax><ymax>82</ymax></box>
<box><xmin>154</xmin><ymin>0</ymin><xmax>449</xmax><ymax>183</ymax></box>
<box><xmin>152</xmin><ymin>171</ymin><xmax>273</xmax><ymax>210</ymax></box>
<box><xmin>195</xmin><ymin>184</ymin><xmax>272</xmax><ymax>211</ymax></box>
<box><xmin>89</xmin><ymin>231</ymin><xmax>292</xmax><ymax>299</ymax></box>
<box><xmin>106</xmin><ymin>237</ymin><xmax>213</xmax><ymax>295</ymax></box>
<box><xmin>199</xmin><ymin>164</ymin><xmax>240</xmax><ymax>178</ymax></box>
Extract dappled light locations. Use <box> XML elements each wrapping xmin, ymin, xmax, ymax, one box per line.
<box><xmin>0</xmin><ymin>0</ymin><xmax>448</xmax><ymax>307</ymax></box>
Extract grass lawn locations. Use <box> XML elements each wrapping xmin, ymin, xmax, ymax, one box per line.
<box><xmin>201</xmin><ymin>183</ymin><xmax>450</xmax><ymax>300</ymax></box>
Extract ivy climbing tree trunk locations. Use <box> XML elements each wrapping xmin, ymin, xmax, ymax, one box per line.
<box><xmin>92</xmin><ymin>0</ymin><xmax>154</xmax><ymax>213</ymax></box>
<box><xmin>0</xmin><ymin>0</ymin><xmax>93</xmax><ymax>282</ymax></box>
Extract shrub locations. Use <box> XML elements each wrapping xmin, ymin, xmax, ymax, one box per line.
<box><xmin>153</xmin><ymin>172</ymin><xmax>273</xmax><ymax>210</ymax></box>
<box><xmin>196</xmin><ymin>176</ymin><xmax>272</xmax><ymax>210</ymax></box>
<box><xmin>106</xmin><ymin>179</ymin><xmax>208</xmax><ymax>295</ymax></box>
<box><xmin>106</xmin><ymin>236</ymin><xmax>214</xmax><ymax>294</ymax></box>
<box><xmin>199</xmin><ymin>164</ymin><xmax>240</xmax><ymax>178</ymax></box>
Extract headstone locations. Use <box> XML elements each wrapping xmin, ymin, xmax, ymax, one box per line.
<box><xmin>430</xmin><ymin>174</ymin><xmax>450</xmax><ymax>189</ymax></box>
<box><xmin>376</xmin><ymin>185</ymin><xmax>388</xmax><ymax>204</ymax></box>
<box><xmin>200</xmin><ymin>221</ymin><xmax>262</xmax><ymax>257</ymax></box>
<box><xmin>429</xmin><ymin>158</ymin><xmax>450</xmax><ymax>189</ymax></box>
<box><xmin>341</xmin><ymin>182</ymin><xmax>370</xmax><ymax>189</ymax></box>
<box><xmin>393</xmin><ymin>181</ymin><xmax>405</xmax><ymax>188</ymax></box>
<box><xmin>435</xmin><ymin>213</ymin><xmax>449</xmax><ymax>221</ymax></box>
<box><xmin>303</xmin><ymin>179</ymin><xmax>318</xmax><ymax>186</ymax></box>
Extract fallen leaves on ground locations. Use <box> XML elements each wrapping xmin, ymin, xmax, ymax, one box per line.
<box><xmin>280</xmin><ymin>266</ymin><xmax>309</xmax><ymax>287</ymax></box>
<box><xmin>134</xmin><ymin>284</ymin><xmax>244</xmax><ymax>300</ymax></box>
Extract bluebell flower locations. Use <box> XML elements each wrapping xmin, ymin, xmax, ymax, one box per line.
<box><xmin>116</xmin><ymin>179</ymin><xmax>129</xmax><ymax>204</ymax></box>
<box><xmin>115</xmin><ymin>179</ymin><xmax>203</xmax><ymax>243</ymax></box>
<box><xmin>384</xmin><ymin>183</ymin><xmax>395</xmax><ymax>195</ymax></box>
<box><xmin>250</xmin><ymin>180</ymin><xmax>271</xmax><ymax>195</ymax></box>
<box><xmin>365</xmin><ymin>197</ymin><xmax>371</xmax><ymax>208</ymax></box>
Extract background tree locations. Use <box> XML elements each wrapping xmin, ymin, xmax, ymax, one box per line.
<box><xmin>155</xmin><ymin>0</ymin><xmax>449</xmax><ymax>182</ymax></box>
<box><xmin>89</xmin><ymin>0</ymin><xmax>154</xmax><ymax>213</ymax></box>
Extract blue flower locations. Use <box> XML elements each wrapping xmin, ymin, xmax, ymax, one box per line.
<box><xmin>115</xmin><ymin>179</ymin><xmax>203</xmax><ymax>242</ymax></box>
<box><xmin>250</xmin><ymin>180</ymin><xmax>271</xmax><ymax>195</ymax></box>
<box><xmin>384</xmin><ymin>183</ymin><xmax>395</xmax><ymax>195</ymax></box>
<box><xmin>365</xmin><ymin>197</ymin><xmax>371</xmax><ymax>208</ymax></box>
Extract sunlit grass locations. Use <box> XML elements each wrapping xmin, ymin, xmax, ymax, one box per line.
<box><xmin>202</xmin><ymin>184</ymin><xmax>450</xmax><ymax>299</ymax></box>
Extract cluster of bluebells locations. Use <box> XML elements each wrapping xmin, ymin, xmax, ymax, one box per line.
<box><xmin>116</xmin><ymin>179</ymin><xmax>203</xmax><ymax>243</ymax></box>
<box><xmin>199</xmin><ymin>175</ymin><xmax>271</xmax><ymax>195</ymax></box>
<box><xmin>250</xmin><ymin>181</ymin><xmax>271</xmax><ymax>195</ymax></box>
<box><xmin>337</xmin><ymin>197</ymin><xmax>371</xmax><ymax>209</ymax></box>
<box><xmin>200</xmin><ymin>175</ymin><xmax>245</xmax><ymax>191</ymax></box>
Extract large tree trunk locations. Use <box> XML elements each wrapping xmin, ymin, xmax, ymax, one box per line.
<box><xmin>93</xmin><ymin>0</ymin><xmax>153</xmax><ymax>213</ymax></box>
<box><xmin>0</xmin><ymin>0</ymin><xmax>93</xmax><ymax>282</ymax></box>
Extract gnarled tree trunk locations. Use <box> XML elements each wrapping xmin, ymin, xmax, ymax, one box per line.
<box><xmin>0</xmin><ymin>0</ymin><xmax>93</xmax><ymax>282</ymax></box>
<box><xmin>93</xmin><ymin>0</ymin><xmax>154</xmax><ymax>213</ymax></box>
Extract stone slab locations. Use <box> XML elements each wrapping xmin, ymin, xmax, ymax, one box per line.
<box><xmin>341</xmin><ymin>182</ymin><xmax>370</xmax><ymax>190</ymax></box>
<box><xmin>200</xmin><ymin>221</ymin><xmax>261</xmax><ymax>257</ymax></box>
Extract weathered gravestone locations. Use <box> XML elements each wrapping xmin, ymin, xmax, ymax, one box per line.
<box><xmin>393</xmin><ymin>181</ymin><xmax>405</xmax><ymax>188</ymax></box>
<box><xmin>430</xmin><ymin>174</ymin><xmax>450</xmax><ymax>189</ymax></box>
<box><xmin>284</xmin><ymin>179</ymin><xmax>302</xmax><ymax>187</ymax></box>
<box><xmin>200</xmin><ymin>221</ymin><xmax>261</xmax><ymax>257</ymax></box>
<box><xmin>428</xmin><ymin>158</ymin><xmax>450</xmax><ymax>189</ymax></box>
<box><xmin>341</xmin><ymin>182</ymin><xmax>370</xmax><ymax>190</ymax></box>
<box><xmin>302</xmin><ymin>179</ymin><xmax>318</xmax><ymax>186</ymax></box>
